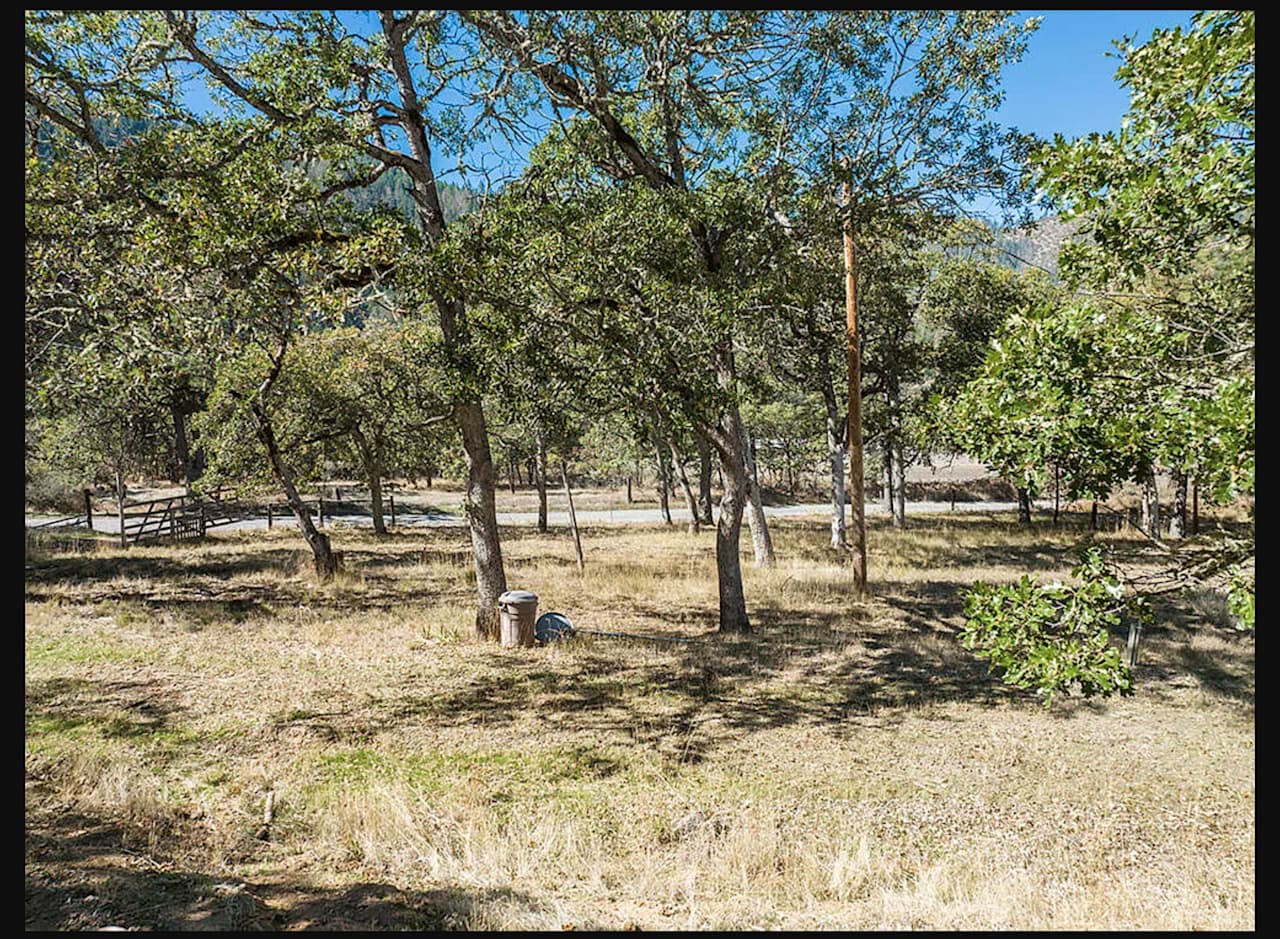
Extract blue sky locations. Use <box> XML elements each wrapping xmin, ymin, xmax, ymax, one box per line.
<box><xmin>179</xmin><ymin>9</ymin><xmax>1198</xmax><ymax>189</ymax></box>
<box><xmin>996</xmin><ymin>9</ymin><xmax>1196</xmax><ymax>141</ymax></box>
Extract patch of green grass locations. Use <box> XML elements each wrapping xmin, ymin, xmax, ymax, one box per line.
<box><xmin>311</xmin><ymin>743</ymin><xmax>633</xmax><ymax>807</ymax></box>
<box><xmin>25</xmin><ymin>633</ymin><xmax>156</xmax><ymax>667</ymax></box>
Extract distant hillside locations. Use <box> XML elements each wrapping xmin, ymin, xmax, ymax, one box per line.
<box><xmin>33</xmin><ymin>116</ymin><xmax>479</xmax><ymax>226</ymax></box>
<box><xmin>992</xmin><ymin>215</ymin><xmax>1082</xmax><ymax>278</ymax></box>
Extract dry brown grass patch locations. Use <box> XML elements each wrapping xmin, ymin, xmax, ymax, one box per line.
<box><xmin>26</xmin><ymin>514</ymin><xmax>1252</xmax><ymax>930</ymax></box>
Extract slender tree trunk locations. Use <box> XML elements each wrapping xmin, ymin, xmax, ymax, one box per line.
<box><xmin>535</xmin><ymin>429</ymin><xmax>548</xmax><ymax>534</ymax></box>
<box><xmin>1191</xmin><ymin>475</ymin><xmax>1199</xmax><ymax>535</ymax></box>
<box><xmin>743</xmin><ymin>428</ymin><xmax>775</xmax><ymax>567</ymax></box>
<box><xmin>190</xmin><ymin>436</ymin><xmax>206</xmax><ymax>484</ymax></box>
<box><xmin>1125</xmin><ymin>616</ymin><xmax>1143</xmax><ymax>669</ymax></box>
<box><xmin>882</xmin><ymin>435</ymin><xmax>894</xmax><ymax>518</ymax></box>
<box><xmin>1017</xmin><ymin>486</ymin><xmax>1033</xmax><ymax>525</ymax></box>
<box><xmin>652</xmin><ymin>418</ymin><xmax>672</xmax><ymax>526</ymax></box>
<box><xmin>1144</xmin><ymin>471</ymin><xmax>1161</xmax><ymax>540</ymax></box>
<box><xmin>253</xmin><ymin>404</ymin><xmax>338</xmax><ymax>579</ymax></box>
<box><xmin>115</xmin><ymin>467</ymin><xmax>126</xmax><ymax>550</ymax></box>
<box><xmin>885</xmin><ymin>381</ymin><xmax>906</xmax><ymax>528</ymax></box>
<box><xmin>626</xmin><ymin>475</ymin><xmax>633</xmax><ymax>503</ymax></box>
<box><xmin>894</xmin><ymin>437</ymin><xmax>906</xmax><ymax>528</ymax></box>
<box><xmin>668</xmin><ymin>437</ymin><xmax>700</xmax><ymax>534</ymax></box>
<box><xmin>1090</xmin><ymin>500</ymin><xmax>1098</xmax><ymax>531</ymax></box>
<box><xmin>1052</xmin><ymin>463</ymin><xmax>1060</xmax><ymax>526</ymax></box>
<box><xmin>1170</xmin><ymin>470</ymin><xmax>1188</xmax><ymax>539</ymax></box>
<box><xmin>819</xmin><ymin>357</ymin><xmax>846</xmax><ymax>549</ymax></box>
<box><xmin>352</xmin><ymin>427</ymin><xmax>387</xmax><ymax>536</ymax></box>
<box><xmin>842</xmin><ymin>174</ymin><xmax>867</xmax><ymax>594</ymax></box>
<box><xmin>171</xmin><ymin>398</ymin><xmax>192</xmax><ymax>492</ymax></box>
<box><xmin>697</xmin><ymin>436</ymin><xmax>714</xmax><ymax>526</ymax></box>
<box><xmin>561</xmin><ymin>461</ymin><xmax>584</xmax><ymax>571</ymax></box>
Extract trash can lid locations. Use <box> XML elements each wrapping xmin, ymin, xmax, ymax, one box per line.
<box><xmin>498</xmin><ymin>590</ymin><xmax>538</xmax><ymax>604</ymax></box>
<box><xmin>536</xmin><ymin>611</ymin><xmax>575</xmax><ymax>642</ymax></box>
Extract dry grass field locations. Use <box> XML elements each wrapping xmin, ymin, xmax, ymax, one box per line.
<box><xmin>25</xmin><ymin>511</ymin><xmax>1253</xmax><ymax>930</ymax></box>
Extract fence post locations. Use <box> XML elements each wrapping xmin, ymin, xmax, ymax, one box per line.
<box><xmin>390</xmin><ymin>493</ymin><xmax>396</xmax><ymax>529</ymax></box>
<box><xmin>267</xmin><ymin>503</ymin><xmax>273</xmax><ymax>529</ymax></box>
<box><xmin>84</xmin><ymin>489</ymin><xmax>93</xmax><ymax>531</ymax></box>
<box><xmin>199</xmin><ymin>503</ymin><xmax>206</xmax><ymax>537</ymax></box>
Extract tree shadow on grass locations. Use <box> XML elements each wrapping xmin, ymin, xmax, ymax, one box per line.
<box><xmin>24</xmin><ymin>548</ymin><xmax>302</xmax><ymax>585</ymax></box>
<box><xmin>344</xmin><ymin>561</ymin><xmax>1255</xmax><ymax>764</ymax></box>
<box><xmin>26</xmin><ymin>808</ymin><xmax>554</xmax><ymax>931</ymax></box>
<box><xmin>26</xmin><ymin>676</ymin><xmax>187</xmax><ymax>742</ymax></box>
<box><xmin>1128</xmin><ymin>593</ymin><xmax>1255</xmax><ymax>712</ymax></box>
<box><xmin>340</xmin><ymin>590</ymin><xmax>1033</xmax><ymax>767</ymax></box>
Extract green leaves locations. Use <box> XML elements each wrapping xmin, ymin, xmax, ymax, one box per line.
<box><xmin>1228</xmin><ymin>566</ymin><xmax>1254</xmax><ymax>629</ymax></box>
<box><xmin>1034</xmin><ymin>11</ymin><xmax>1253</xmax><ymax>290</ymax></box>
<box><xmin>960</xmin><ymin>546</ymin><xmax>1141</xmax><ymax>707</ymax></box>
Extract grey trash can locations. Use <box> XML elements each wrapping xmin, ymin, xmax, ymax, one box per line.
<box><xmin>498</xmin><ymin>590</ymin><xmax>538</xmax><ymax>648</ymax></box>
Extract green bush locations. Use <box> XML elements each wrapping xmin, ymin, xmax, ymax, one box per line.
<box><xmin>1228</xmin><ymin>566</ymin><xmax>1255</xmax><ymax>629</ymax></box>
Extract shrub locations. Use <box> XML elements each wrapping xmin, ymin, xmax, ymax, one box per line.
<box><xmin>959</xmin><ymin>546</ymin><xmax>1145</xmax><ymax>706</ymax></box>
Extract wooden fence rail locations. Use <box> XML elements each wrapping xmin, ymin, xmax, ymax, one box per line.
<box><xmin>33</xmin><ymin>485</ymin><xmax>385</xmax><ymax>545</ymax></box>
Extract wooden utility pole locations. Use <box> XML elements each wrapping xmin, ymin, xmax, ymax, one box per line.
<box><xmin>842</xmin><ymin>169</ymin><xmax>867</xmax><ymax>594</ymax></box>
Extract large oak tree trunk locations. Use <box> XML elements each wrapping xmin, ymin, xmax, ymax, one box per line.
<box><xmin>711</xmin><ymin>426</ymin><xmax>751</xmax><ymax>632</ymax></box>
<box><xmin>352</xmin><ymin>427</ymin><xmax>387</xmax><ymax>536</ymax></box>
<box><xmin>457</xmin><ymin>401</ymin><xmax>508</xmax><ymax>639</ymax></box>
<box><xmin>702</xmin><ymin>342</ymin><xmax>751</xmax><ymax>633</ymax></box>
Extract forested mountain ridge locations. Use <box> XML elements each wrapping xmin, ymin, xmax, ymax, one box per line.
<box><xmin>344</xmin><ymin>167</ymin><xmax>477</xmax><ymax>224</ymax></box>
